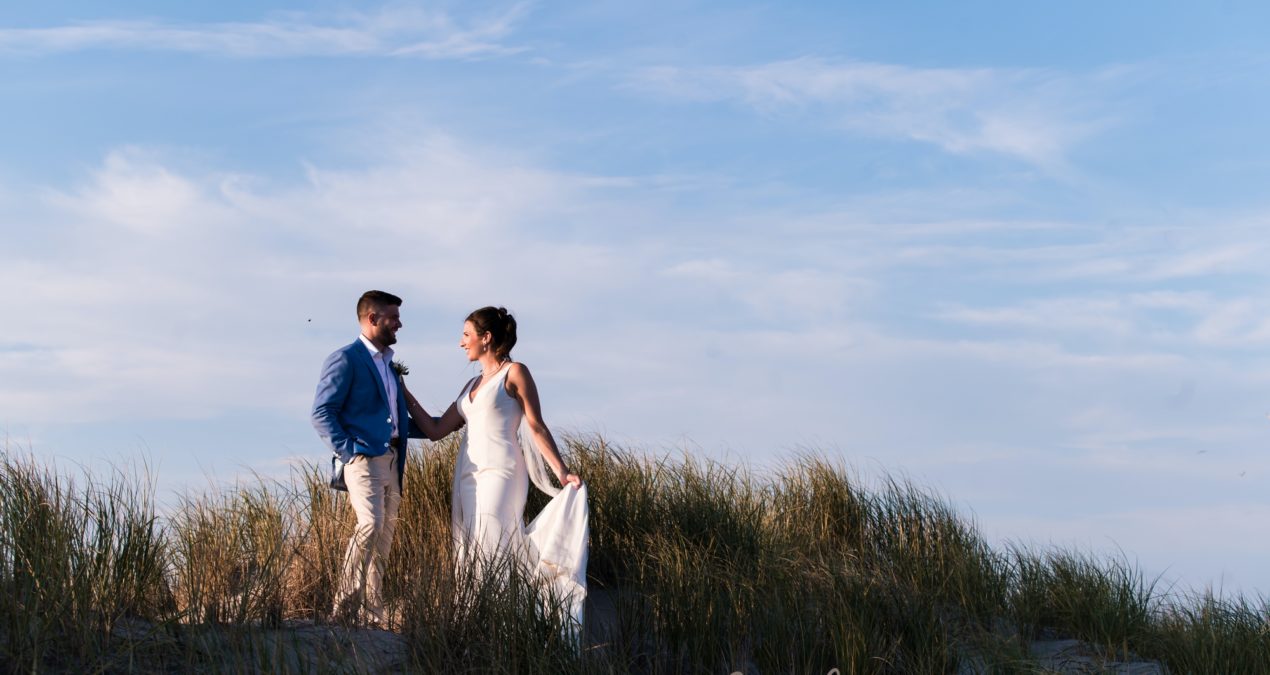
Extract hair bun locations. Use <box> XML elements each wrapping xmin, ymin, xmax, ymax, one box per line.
<box><xmin>466</xmin><ymin>305</ymin><xmax>518</xmax><ymax>361</ymax></box>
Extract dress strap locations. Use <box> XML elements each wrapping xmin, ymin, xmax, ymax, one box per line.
<box><xmin>458</xmin><ymin>376</ymin><xmax>478</xmax><ymax>402</ymax></box>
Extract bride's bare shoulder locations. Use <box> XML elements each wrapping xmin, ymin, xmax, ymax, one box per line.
<box><xmin>505</xmin><ymin>362</ymin><xmax>534</xmax><ymax>390</ymax></box>
<box><xmin>509</xmin><ymin>361</ymin><xmax>539</xmax><ymax>378</ymax></box>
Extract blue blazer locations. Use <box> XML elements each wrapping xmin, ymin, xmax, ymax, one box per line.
<box><xmin>311</xmin><ymin>339</ymin><xmax>423</xmax><ymax>489</ymax></box>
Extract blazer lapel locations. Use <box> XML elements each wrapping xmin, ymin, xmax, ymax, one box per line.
<box><xmin>394</xmin><ymin>375</ymin><xmax>409</xmax><ymax>426</ymax></box>
<box><xmin>353</xmin><ymin>340</ymin><xmax>390</xmax><ymax>408</ymax></box>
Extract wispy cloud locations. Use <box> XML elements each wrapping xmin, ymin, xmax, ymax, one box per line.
<box><xmin>630</xmin><ymin>57</ymin><xmax>1125</xmax><ymax>167</ymax></box>
<box><xmin>6</xmin><ymin>133</ymin><xmax>1270</xmax><ymax>595</ymax></box>
<box><xmin>0</xmin><ymin>135</ymin><xmax>653</xmax><ymax>425</ymax></box>
<box><xmin>0</xmin><ymin>4</ymin><xmax>529</xmax><ymax>59</ymax></box>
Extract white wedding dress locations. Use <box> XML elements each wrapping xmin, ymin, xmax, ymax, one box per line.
<box><xmin>451</xmin><ymin>363</ymin><xmax>589</xmax><ymax>632</ymax></box>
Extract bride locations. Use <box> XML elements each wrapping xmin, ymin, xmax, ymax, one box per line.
<box><xmin>403</xmin><ymin>306</ymin><xmax>588</xmax><ymax>629</ymax></box>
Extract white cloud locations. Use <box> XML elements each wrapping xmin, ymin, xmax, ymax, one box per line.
<box><xmin>1191</xmin><ymin>300</ymin><xmax>1270</xmax><ymax>346</ymax></box>
<box><xmin>6</xmin><ymin>123</ymin><xmax>1270</xmax><ymax>595</ymax></box>
<box><xmin>629</xmin><ymin>57</ymin><xmax>1124</xmax><ymax>167</ymax></box>
<box><xmin>936</xmin><ymin>287</ymin><xmax>1270</xmax><ymax>351</ymax></box>
<box><xmin>1142</xmin><ymin>243</ymin><xmax>1264</xmax><ymax>280</ymax></box>
<box><xmin>662</xmin><ymin>258</ymin><xmax>736</xmax><ymax>284</ymax></box>
<box><xmin>935</xmin><ymin>297</ymin><xmax>1138</xmax><ymax>337</ymax></box>
<box><xmin>0</xmin><ymin>4</ymin><xmax>529</xmax><ymax>59</ymax></box>
<box><xmin>0</xmin><ymin>133</ymin><xmax>895</xmax><ymax>439</ymax></box>
<box><xmin>247</xmin><ymin>136</ymin><xmax>585</xmax><ymax>249</ymax></box>
<box><xmin>49</xmin><ymin>148</ymin><xmax>213</xmax><ymax>233</ymax></box>
<box><xmin>0</xmin><ymin>133</ymin><xmax>689</xmax><ymax>427</ymax></box>
<box><xmin>660</xmin><ymin>257</ymin><xmax>872</xmax><ymax>324</ymax></box>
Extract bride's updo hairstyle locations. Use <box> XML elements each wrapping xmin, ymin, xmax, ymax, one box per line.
<box><xmin>467</xmin><ymin>306</ymin><xmax>517</xmax><ymax>361</ymax></box>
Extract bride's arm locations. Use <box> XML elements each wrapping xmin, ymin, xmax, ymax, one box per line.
<box><xmin>506</xmin><ymin>362</ymin><xmax>581</xmax><ymax>487</ymax></box>
<box><xmin>402</xmin><ymin>381</ymin><xmax>465</xmax><ymax>441</ymax></box>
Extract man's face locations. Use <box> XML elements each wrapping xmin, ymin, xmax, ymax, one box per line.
<box><xmin>366</xmin><ymin>304</ymin><xmax>402</xmax><ymax>347</ymax></box>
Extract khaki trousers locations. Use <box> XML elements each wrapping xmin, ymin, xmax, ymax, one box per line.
<box><xmin>333</xmin><ymin>448</ymin><xmax>400</xmax><ymax>622</ymax></box>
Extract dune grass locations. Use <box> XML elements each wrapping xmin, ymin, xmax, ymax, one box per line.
<box><xmin>1</xmin><ymin>436</ymin><xmax>1267</xmax><ymax>673</ymax></box>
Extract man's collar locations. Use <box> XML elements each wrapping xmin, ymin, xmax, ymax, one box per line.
<box><xmin>358</xmin><ymin>334</ymin><xmax>393</xmax><ymax>359</ymax></box>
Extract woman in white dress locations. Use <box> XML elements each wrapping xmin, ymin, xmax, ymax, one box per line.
<box><xmin>402</xmin><ymin>306</ymin><xmax>588</xmax><ymax>629</ymax></box>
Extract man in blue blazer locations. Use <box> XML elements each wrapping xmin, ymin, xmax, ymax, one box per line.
<box><xmin>312</xmin><ymin>289</ymin><xmax>425</xmax><ymax>626</ymax></box>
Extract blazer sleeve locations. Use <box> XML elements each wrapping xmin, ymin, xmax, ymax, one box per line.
<box><xmin>312</xmin><ymin>349</ymin><xmax>357</xmax><ymax>463</ymax></box>
<box><xmin>405</xmin><ymin>415</ymin><xmax>425</xmax><ymax>440</ymax></box>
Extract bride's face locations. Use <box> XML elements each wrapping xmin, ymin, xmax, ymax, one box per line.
<box><xmin>459</xmin><ymin>321</ymin><xmax>488</xmax><ymax>362</ymax></box>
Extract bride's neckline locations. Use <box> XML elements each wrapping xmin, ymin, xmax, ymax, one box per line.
<box><xmin>467</xmin><ymin>362</ymin><xmax>510</xmax><ymax>403</ymax></box>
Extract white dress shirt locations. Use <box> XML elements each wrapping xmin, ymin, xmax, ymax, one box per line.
<box><xmin>359</xmin><ymin>334</ymin><xmax>400</xmax><ymax>440</ymax></box>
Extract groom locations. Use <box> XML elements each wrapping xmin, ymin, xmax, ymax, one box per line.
<box><xmin>311</xmin><ymin>289</ymin><xmax>425</xmax><ymax>626</ymax></box>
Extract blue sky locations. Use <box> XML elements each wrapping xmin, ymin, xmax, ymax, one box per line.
<box><xmin>3</xmin><ymin>2</ymin><xmax>1270</xmax><ymax>595</ymax></box>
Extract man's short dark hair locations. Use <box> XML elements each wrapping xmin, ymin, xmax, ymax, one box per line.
<box><xmin>357</xmin><ymin>290</ymin><xmax>403</xmax><ymax>320</ymax></box>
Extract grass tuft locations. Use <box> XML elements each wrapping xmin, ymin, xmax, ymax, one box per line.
<box><xmin>1</xmin><ymin>435</ymin><xmax>1266</xmax><ymax>673</ymax></box>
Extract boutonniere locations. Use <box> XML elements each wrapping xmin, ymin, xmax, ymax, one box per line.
<box><xmin>391</xmin><ymin>360</ymin><xmax>409</xmax><ymax>377</ymax></box>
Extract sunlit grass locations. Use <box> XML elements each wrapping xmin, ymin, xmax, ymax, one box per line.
<box><xmin>1</xmin><ymin>435</ymin><xmax>1266</xmax><ymax>673</ymax></box>
<box><xmin>1143</xmin><ymin>589</ymin><xmax>1270</xmax><ymax>673</ymax></box>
